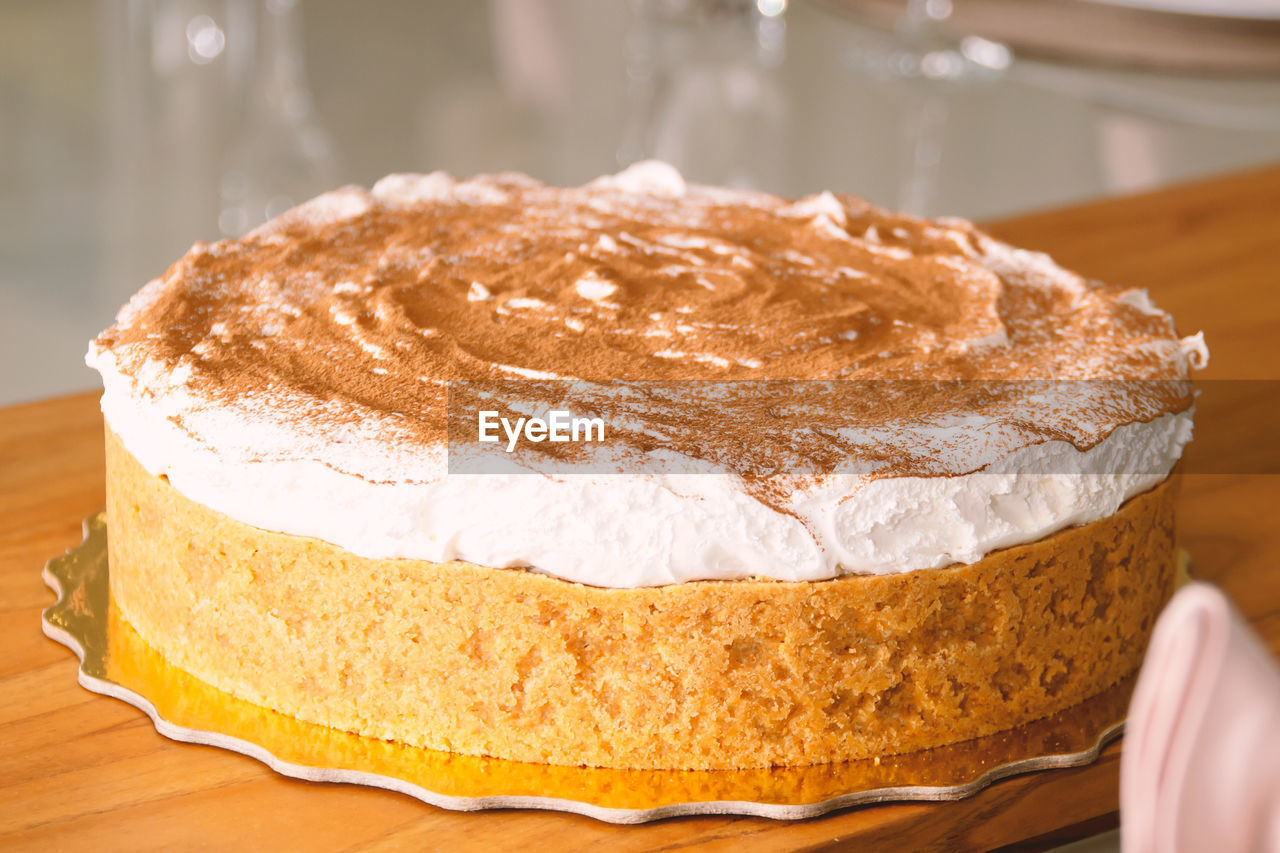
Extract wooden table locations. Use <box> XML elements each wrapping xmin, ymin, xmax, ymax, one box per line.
<box><xmin>3</xmin><ymin>166</ymin><xmax>1278</xmax><ymax>852</ymax></box>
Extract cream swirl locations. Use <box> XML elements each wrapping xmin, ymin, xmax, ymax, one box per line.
<box><xmin>87</xmin><ymin>162</ymin><xmax>1207</xmax><ymax>586</ymax></box>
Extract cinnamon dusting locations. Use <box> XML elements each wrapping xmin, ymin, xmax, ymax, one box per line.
<box><xmin>91</xmin><ymin>168</ymin><xmax>1198</xmax><ymax>498</ymax></box>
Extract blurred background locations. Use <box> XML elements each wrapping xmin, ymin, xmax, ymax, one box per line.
<box><xmin>4</xmin><ymin>0</ymin><xmax>1280</xmax><ymax>406</ymax></box>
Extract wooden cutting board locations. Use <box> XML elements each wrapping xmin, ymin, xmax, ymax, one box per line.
<box><xmin>3</xmin><ymin>165</ymin><xmax>1278</xmax><ymax>852</ymax></box>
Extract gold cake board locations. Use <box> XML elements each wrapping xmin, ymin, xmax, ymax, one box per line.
<box><xmin>41</xmin><ymin>513</ymin><xmax>1137</xmax><ymax>824</ymax></box>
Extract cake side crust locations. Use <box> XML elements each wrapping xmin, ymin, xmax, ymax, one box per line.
<box><xmin>105</xmin><ymin>429</ymin><xmax>1178</xmax><ymax>770</ymax></box>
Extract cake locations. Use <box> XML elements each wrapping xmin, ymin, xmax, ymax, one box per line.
<box><xmin>86</xmin><ymin>162</ymin><xmax>1207</xmax><ymax>771</ymax></box>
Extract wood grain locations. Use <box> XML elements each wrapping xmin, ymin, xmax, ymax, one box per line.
<box><xmin>3</xmin><ymin>164</ymin><xmax>1279</xmax><ymax>852</ymax></box>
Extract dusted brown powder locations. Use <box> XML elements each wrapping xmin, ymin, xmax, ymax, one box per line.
<box><xmin>91</xmin><ymin>168</ymin><xmax>1200</xmax><ymax>492</ymax></box>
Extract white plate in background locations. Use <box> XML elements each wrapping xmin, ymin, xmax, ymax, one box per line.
<box><xmin>1077</xmin><ymin>0</ymin><xmax>1280</xmax><ymax>20</ymax></box>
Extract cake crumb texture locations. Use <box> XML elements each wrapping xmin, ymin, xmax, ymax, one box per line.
<box><xmin>105</xmin><ymin>430</ymin><xmax>1177</xmax><ymax>770</ymax></box>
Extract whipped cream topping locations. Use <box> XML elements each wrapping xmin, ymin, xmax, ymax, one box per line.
<box><xmin>88</xmin><ymin>162</ymin><xmax>1207</xmax><ymax>587</ymax></box>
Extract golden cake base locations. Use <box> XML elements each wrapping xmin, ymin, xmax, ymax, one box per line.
<box><xmin>41</xmin><ymin>514</ymin><xmax>1178</xmax><ymax>824</ymax></box>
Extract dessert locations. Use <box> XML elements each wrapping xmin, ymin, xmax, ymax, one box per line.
<box><xmin>87</xmin><ymin>162</ymin><xmax>1207</xmax><ymax>770</ymax></box>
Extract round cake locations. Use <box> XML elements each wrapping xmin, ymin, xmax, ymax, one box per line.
<box><xmin>87</xmin><ymin>162</ymin><xmax>1207</xmax><ymax>770</ymax></box>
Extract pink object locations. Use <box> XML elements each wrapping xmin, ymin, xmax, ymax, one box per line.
<box><xmin>1122</xmin><ymin>581</ymin><xmax>1280</xmax><ymax>853</ymax></box>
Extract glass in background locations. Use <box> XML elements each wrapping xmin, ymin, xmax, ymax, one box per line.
<box><xmin>620</xmin><ymin>0</ymin><xmax>790</xmax><ymax>191</ymax></box>
<box><xmin>101</xmin><ymin>0</ymin><xmax>337</xmax><ymax>304</ymax></box>
<box><xmin>842</xmin><ymin>0</ymin><xmax>1011</xmax><ymax>214</ymax></box>
<box><xmin>218</xmin><ymin>0</ymin><xmax>336</xmax><ymax>237</ymax></box>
